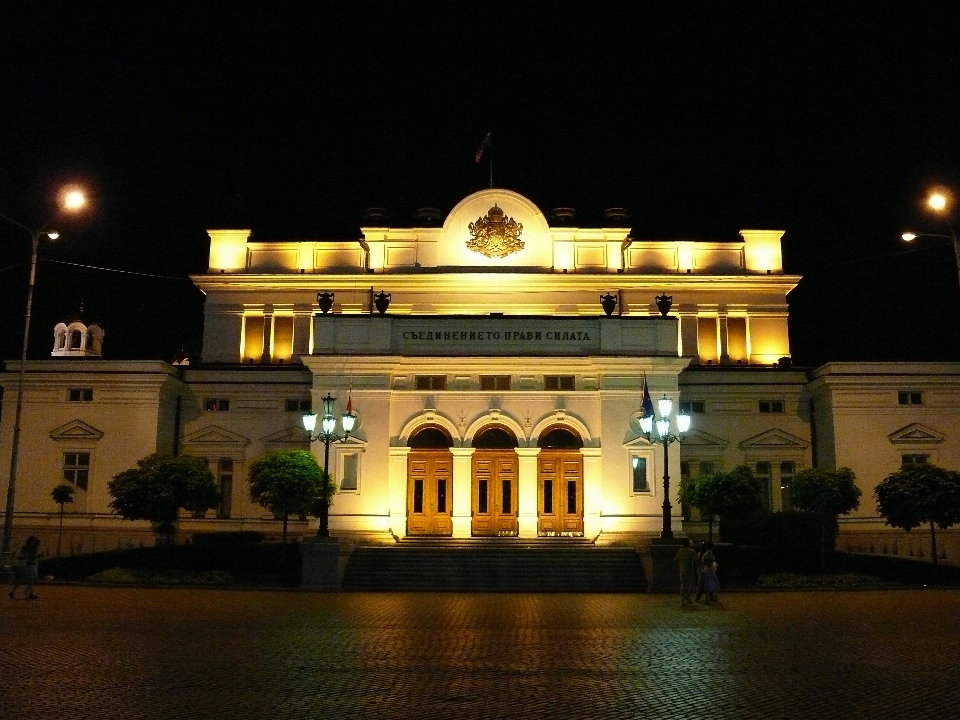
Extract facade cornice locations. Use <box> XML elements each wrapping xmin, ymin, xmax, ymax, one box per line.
<box><xmin>191</xmin><ymin>272</ymin><xmax>802</xmax><ymax>295</ymax></box>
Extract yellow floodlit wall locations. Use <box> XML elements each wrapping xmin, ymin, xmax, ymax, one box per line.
<box><xmin>741</xmin><ymin>230</ymin><xmax>784</xmax><ymax>273</ymax></box>
<box><xmin>697</xmin><ymin>317</ymin><xmax>719</xmax><ymax>363</ymax></box>
<box><xmin>748</xmin><ymin>316</ymin><xmax>790</xmax><ymax>363</ymax></box>
<box><xmin>208</xmin><ymin>229</ymin><xmax>251</xmax><ymax>271</ymax></box>
<box><xmin>727</xmin><ymin>317</ymin><xmax>748</xmax><ymax>362</ymax></box>
<box><xmin>273</xmin><ymin>316</ymin><xmax>294</xmax><ymax>362</ymax></box>
<box><xmin>243</xmin><ymin>315</ymin><xmax>264</xmax><ymax>362</ymax></box>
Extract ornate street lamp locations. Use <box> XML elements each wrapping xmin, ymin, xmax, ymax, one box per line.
<box><xmin>302</xmin><ymin>394</ymin><xmax>357</xmax><ymax>537</ymax></box>
<box><xmin>639</xmin><ymin>394</ymin><xmax>691</xmax><ymax>540</ymax></box>
<box><xmin>1</xmin><ymin>189</ymin><xmax>86</xmax><ymax>561</ymax></box>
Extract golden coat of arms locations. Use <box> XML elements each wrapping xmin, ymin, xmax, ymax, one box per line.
<box><xmin>467</xmin><ymin>204</ymin><xmax>524</xmax><ymax>258</ymax></box>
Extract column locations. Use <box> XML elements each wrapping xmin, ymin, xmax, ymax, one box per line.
<box><xmin>516</xmin><ymin>447</ymin><xmax>540</xmax><ymax>538</ymax></box>
<box><xmin>679</xmin><ymin>305</ymin><xmax>699</xmax><ymax>360</ymax></box>
<box><xmin>260</xmin><ymin>306</ymin><xmax>274</xmax><ymax>364</ymax></box>
<box><xmin>451</xmin><ymin>447</ymin><xmax>474</xmax><ymax>538</ymax></box>
<box><xmin>718</xmin><ymin>309</ymin><xmax>729</xmax><ymax>364</ymax></box>
<box><xmin>292</xmin><ymin>304</ymin><xmax>313</xmax><ymax>359</ymax></box>
<box><xmin>582</xmin><ymin>447</ymin><xmax>603</xmax><ymax>538</ymax></box>
<box><xmin>388</xmin><ymin>447</ymin><xmax>410</xmax><ymax>538</ymax></box>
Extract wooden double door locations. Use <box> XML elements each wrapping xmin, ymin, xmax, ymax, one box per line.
<box><xmin>471</xmin><ymin>450</ymin><xmax>519</xmax><ymax>536</ymax></box>
<box><xmin>407</xmin><ymin>451</ymin><xmax>453</xmax><ymax>536</ymax></box>
<box><xmin>537</xmin><ymin>451</ymin><xmax>584</xmax><ymax>536</ymax></box>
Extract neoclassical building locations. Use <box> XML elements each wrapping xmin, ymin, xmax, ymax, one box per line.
<box><xmin>1</xmin><ymin>188</ymin><xmax>957</xmax><ymax>562</ymax></box>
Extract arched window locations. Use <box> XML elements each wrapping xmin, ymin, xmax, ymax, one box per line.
<box><xmin>70</xmin><ymin>330</ymin><xmax>83</xmax><ymax>349</ymax></box>
<box><xmin>537</xmin><ymin>427</ymin><xmax>583</xmax><ymax>449</ymax></box>
<box><xmin>409</xmin><ymin>426</ymin><xmax>453</xmax><ymax>449</ymax></box>
<box><xmin>473</xmin><ymin>426</ymin><xmax>519</xmax><ymax>449</ymax></box>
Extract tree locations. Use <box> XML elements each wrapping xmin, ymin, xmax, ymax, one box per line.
<box><xmin>791</xmin><ymin>467</ymin><xmax>861</xmax><ymax>566</ymax></box>
<box><xmin>51</xmin><ymin>483</ymin><xmax>75</xmax><ymax>568</ymax></box>
<box><xmin>108</xmin><ymin>454</ymin><xmax>220</xmax><ymax>544</ymax></box>
<box><xmin>248</xmin><ymin>450</ymin><xmax>331</xmax><ymax>544</ymax></box>
<box><xmin>679</xmin><ymin>465</ymin><xmax>760</xmax><ymax>542</ymax></box>
<box><xmin>875</xmin><ymin>463</ymin><xmax>960</xmax><ymax>567</ymax></box>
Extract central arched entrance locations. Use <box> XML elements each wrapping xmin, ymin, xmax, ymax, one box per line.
<box><xmin>471</xmin><ymin>426</ymin><xmax>519</xmax><ymax>536</ymax></box>
<box><xmin>537</xmin><ymin>427</ymin><xmax>584</xmax><ymax>536</ymax></box>
<box><xmin>407</xmin><ymin>426</ymin><xmax>453</xmax><ymax>536</ymax></box>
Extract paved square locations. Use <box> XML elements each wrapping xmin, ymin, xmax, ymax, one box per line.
<box><xmin>2</xmin><ymin>587</ymin><xmax>959</xmax><ymax>719</ymax></box>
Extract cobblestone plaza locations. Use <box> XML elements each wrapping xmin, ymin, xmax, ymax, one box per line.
<box><xmin>3</xmin><ymin>587</ymin><xmax>959</xmax><ymax>720</ymax></box>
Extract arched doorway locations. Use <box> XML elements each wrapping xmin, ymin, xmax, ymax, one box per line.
<box><xmin>407</xmin><ymin>426</ymin><xmax>453</xmax><ymax>536</ymax></box>
<box><xmin>537</xmin><ymin>427</ymin><xmax>584</xmax><ymax>536</ymax></box>
<box><xmin>471</xmin><ymin>426</ymin><xmax>519</xmax><ymax>537</ymax></box>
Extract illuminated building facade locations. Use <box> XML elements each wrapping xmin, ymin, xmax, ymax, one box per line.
<box><xmin>1</xmin><ymin>188</ymin><xmax>956</xmax><ymax>563</ymax></box>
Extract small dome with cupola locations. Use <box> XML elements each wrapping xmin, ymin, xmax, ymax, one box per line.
<box><xmin>52</xmin><ymin>306</ymin><xmax>104</xmax><ymax>358</ymax></box>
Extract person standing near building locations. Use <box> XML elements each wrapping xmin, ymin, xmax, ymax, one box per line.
<box><xmin>8</xmin><ymin>536</ymin><xmax>41</xmax><ymax>600</ymax></box>
<box><xmin>674</xmin><ymin>538</ymin><xmax>698</xmax><ymax>605</ymax></box>
<box><xmin>694</xmin><ymin>542</ymin><xmax>707</xmax><ymax>602</ymax></box>
<box><xmin>701</xmin><ymin>541</ymin><xmax>719</xmax><ymax>603</ymax></box>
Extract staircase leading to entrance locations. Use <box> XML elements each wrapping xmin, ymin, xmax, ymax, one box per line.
<box><xmin>341</xmin><ymin>538</ymin><xmax>647</xmax><ymax>592</ymax></box>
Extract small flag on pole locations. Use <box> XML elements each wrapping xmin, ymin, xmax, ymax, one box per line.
<box><xmin>475</xmin><ymin>131</ymin><xmax>491</xmax><ymax>163</ymax></box>
<box><xmin>641</xmin><ymin>375</ymin><xmax>655</xmax><ymax>418</ymax></box>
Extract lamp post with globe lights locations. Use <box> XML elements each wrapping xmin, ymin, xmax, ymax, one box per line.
<box><xmin>1</xmin><ymin>189</ymin><xmax>86</xmax><ymax>561</ymax></box>
<box><xmin>301</xmin><ymin>394</ymin><xmax>357</xmax><ymax>537</ymax></box>
<box><xmin>639</xmin><ymin>394</ymin><xmax>691</xmax><ymax>540</ymax></box>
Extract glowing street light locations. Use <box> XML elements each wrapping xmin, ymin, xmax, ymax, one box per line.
<box><xmin>1</xmin><ymin>189</ymin><xmax>86</xmax><ymax>562</ymax></box>
<box><xmin>639</xmin><ymin>393</ymin><xmax>691</xmax><ymax>540</ymax></box>
<box><xmin>901</xmin><ymin>189</ymin><xmax>960</xmax><ymax>307</ymax></box>
<box><xmin>302</xmin><ymin>394</ymin><xmax>357</xmax><ymax>537</ymax></box>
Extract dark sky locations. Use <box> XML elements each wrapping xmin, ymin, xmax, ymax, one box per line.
<box><xmin>2</xmin><ymin>3</ymin><xmax>960</xmax><ymax>366</ymax></box>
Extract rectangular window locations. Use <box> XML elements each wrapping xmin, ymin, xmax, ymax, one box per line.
<box><xmin>544</xmin><ymin>375</ymin><xmax>575</xmax><ymax>391</ymax></box>
<box><xmin>480</xmin><ymin>375</ymin><xmax>511</xmax><ymax>391</ymax></box>
<box><xmin>415</xmin><ymin>375</ymin><xmax>447</xmax><ymax>390</ymax></box>
<box><xmin>478</xmin><ymin>479</ymin><xmax>488</xmax><ymax>513</ymax></box>
<box><xmin>631</xmin><ymin>456</ymin><xmax>649</xmax><ymax>493</ymax></box>
<box><xmin>285</xmin><ymin>399</ymin><xmax>312</xmax><ymax>412</ymax></box>
<box><xmin>68</xmin><ymin>388</ymin><xmax>94</xmax><ymax>402</ymax></box>
<box><xmin>679</xmin><ymin>401</ymin><xmax>705</xmax><ymax>414</ymax></box>
<box><xmin>413</xmin><ymin>479</ymin><xmax>424</xmax><ymax>513</ymax></box>
<box><xmin>755</xmin><ymin>461</ymin><xmax>772</xmax><ymax>511</ymax></box>
<box><xmin>902</xmin><ymin>454</ymin><xmax>929</xmax><ymax>466</ymax></box>
<box><xmin>898</xmin><ymin>391</ymin><xmax>923</xmax><ymax>405</ymax></box>
<box><xmin>339</xmin><ymin>453</ymin><xmax>359</xmax><ymax>491</ymax></box>
<box><xmin>502</xmin><ymin>480</ymin><xmax>512</xmax><ymax>514</ymax></box>
<box><xmin>567</xmin><ymin>480</ymin><xmax>577</xmax><ymax>514</ymax></box>
<box><xmin>780</xmin><ymin>461</ymin><xmax>795</xmax><ymax>513</ymax></box>
<box><xmin>63</xmin><ymin>452</ymin><xmax>90</xmax><ymax>491</ymax></box>
<box><xmin>437</xmin><ymin>479</ymin><xmax>447</xmax><ymax>513</ymax></box>
<box><xmin>205</xmin><ymin>399</ymin><xmax>230</xmax><ymax>411</ymax></box>
<box><xmin>218</xmin><ymin>458</ymin><xmax>233</xmax><ymax>518</ymax></box>
<box><xmin>698</xmin><ymin>461</ymin><xmax>716</xmax><ymax>478</ymax></box>
<box><xmin>543</xmin><ymin>479</ymin><xmax>553</xmax><ymax>514</ymax></box>
<box><xmin>759</xmin><ymin>400</ymin><xmax>784</xmax><ymax>413</ymax></box>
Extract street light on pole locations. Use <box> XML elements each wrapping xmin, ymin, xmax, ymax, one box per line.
<box><xmin>301</xmin><ymin>393</ymin><xmax>357</xmax><ymax>537</ymax></box>
<box><xmin>902</xmin><ymin>190</ymin><xmax>960</xmax><ymax>306</ymax></box>
<box><xmin>1</xmin><ymin>189</ymin><xmax>87</xmax><ymax>562</ymax></box>
<box><xmin>639</xmin><ymin>394</ymin><xmax>691</xmax><ymax>540</ymax></box>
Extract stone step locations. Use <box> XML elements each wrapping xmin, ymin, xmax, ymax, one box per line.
<box><xmin>342</xmin><ymin>545</ymin><xmax>646</xmax><ymax>592</ymax></box>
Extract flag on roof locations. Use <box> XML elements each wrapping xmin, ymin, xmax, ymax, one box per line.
<box><xmin>641</xmin><ymin>375</ymin><xmax>655</xmax><ymax>418</ymax></box>
<box><xmin>475</xmin><ymin>131</ymin><xmax>491</xmax><ymax>163</ymax></box>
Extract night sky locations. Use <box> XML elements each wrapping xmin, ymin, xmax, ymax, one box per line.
<box><xmin>2</xmin><ymin>3</ymin><xmax>960</xmax><ymax>367</ymax></box>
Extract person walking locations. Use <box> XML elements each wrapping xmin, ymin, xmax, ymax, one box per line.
<box><xmin>694</xmin><ymin>541</ymin><xmax>707</xmax><ymax>602</ymax></box>
<box><xmin>9</xmin><ymin>536</ymin><xmax>41</xmax><ymax>600</ymax></box>
<box><xmin>701</xmin><ymin>541</ymin><xmax>719</xmax><ymax>603</ymax></box>
<box><xmin>674</xmin><ymin>538</ymin><xmax>698</xmax><ymax>605</ymax></box>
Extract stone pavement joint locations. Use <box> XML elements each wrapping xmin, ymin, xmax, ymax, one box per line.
<box><xmin>2</xmin><ymin>588</ymin><xmax>959</xmax><ymax>720</ymax></box>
